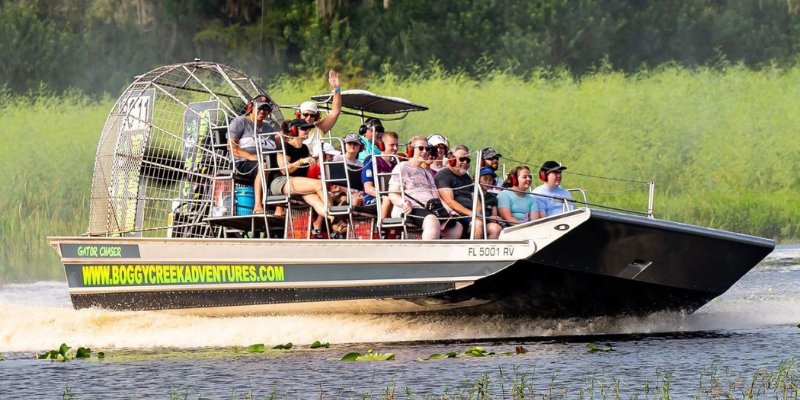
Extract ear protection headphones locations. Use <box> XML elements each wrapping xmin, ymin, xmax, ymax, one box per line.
<box><xmin>359</xmin><ymin>118</ymin><xmax>383</xmax><ymax>136</ymax></box>
<box><xmin>538</xmin><ymin>169</ymin><xmax>547</xmax><ymax>182</ymax></box>
<box><xmin>377</xmin><ymin>139</ymin><xmax>385</xmax><ymax>152</ymax></box>
<box><xmin>508</xmin><ymin>173</ymin><xmax>519</xmax><ymax>187</ymax></box>
<box><xmin>448</xmin><ymin>153</ymin><xmax>458</xmax><ymax>167</ymax></box>
<box><xmin>288</xmin><ymin>124</ymin><xmax>299</xmax><ymax>137</ymax></box>
<box><xmin>406</xmin><ymin>141</ymin><xmax>416</xmax><ymax>158</ymax></box>
<box><xmin>294</xmin><ymin>109</ymin><xmax>301</xmax><ymax>119</ymax></box>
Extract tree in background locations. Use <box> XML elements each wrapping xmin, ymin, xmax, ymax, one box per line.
<box><xmin>2</xmin><ymin>0</ymin><xmax>800</xmax><ymax>96</ymax></box>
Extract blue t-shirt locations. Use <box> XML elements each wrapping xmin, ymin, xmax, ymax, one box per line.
<box><xmin>532</xmin><ymin>185</ymin><xmax>574</xmax><ymax>217</ymax></box>
<box><xmin>361</xmin><ymin>156</ymin><xmax>395</xmax><ymax>204</ymax></box>
<box><xmin>497</xmin><ymin>190</ymin><xmax>539</xmax><ymax>222</ymax></box>
<box><xmin>357</xmin><ymin>136</ymin><xmax>382</xmax><ymax>163</ymax></box>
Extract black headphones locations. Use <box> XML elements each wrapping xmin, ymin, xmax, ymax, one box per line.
<box><xmin>359</xmin><ymin>118</ymin><xmax>383</xmax><ymax>136</ymax></box>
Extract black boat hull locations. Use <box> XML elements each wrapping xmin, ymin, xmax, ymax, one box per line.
<box><xmin>437</xmin><ymin>209</ymin><xmax>775</xmax><ymax>317</ymax></box>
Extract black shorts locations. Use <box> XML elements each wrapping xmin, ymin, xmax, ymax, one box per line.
<box><xmin>234</xmin><ymin>160</ymin><xmax>259</xmax><ymax>182</ymax></box>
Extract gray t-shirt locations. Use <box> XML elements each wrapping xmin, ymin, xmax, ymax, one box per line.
<box><xmin>228</xmin><ymin>115</ymin><xmax>279</xmax><ymax>161</ymax></box>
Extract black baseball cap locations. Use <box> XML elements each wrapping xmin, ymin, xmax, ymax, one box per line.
<box><xmin>481</xmin><ymin>148</ymin><xmax>502</xmax><ymax>159</ymax></box>
<box><xmin>289</xmin><ymin>118</ymin><xmax>314</xmax><ymax>130</ymax></box>
<box><xmin>540</xmin><ymin>160</ymin><xmax>567</xmax><ymax>173</ymax></box>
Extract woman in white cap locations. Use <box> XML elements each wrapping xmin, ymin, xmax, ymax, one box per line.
<box><xmin>298</xmin><ymin>70</ymin><xmax>343</xmax><ymax>158</ymax></box>
<box><xmin>426</xmin><ymin>134</ymin><xmax>449</xmax><ymax>173</ymax></box>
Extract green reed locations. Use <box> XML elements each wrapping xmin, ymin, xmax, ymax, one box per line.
<box><xmin>2</xmin><ymin>65</ymin><xmax>799</xmax><ymax>282</ymax></box>
<box><xmin>57</xmin><ymin>357</ymin><xmax>799</xmax><ymax>399</ymax></box>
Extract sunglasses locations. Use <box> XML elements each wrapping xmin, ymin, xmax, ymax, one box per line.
<box><xmin>302</xmin><ymin>112</ymin><xmax>319</xmax><ymax>118</ymax></box>
<box><xmin>412</xmin><ymin>145</ymin><xmax>430</xmax><ymax>152</ymax></box>
<box><xmin>457</xmin><ymin>156</ymin><xmax>471</xmax><ymax>163</ymax></box>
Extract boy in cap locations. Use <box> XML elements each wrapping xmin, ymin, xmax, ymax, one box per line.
<box><xmin>532</xmin><ymin>160</ymin><xmax>575</xmax><ymax>217</ymax></box>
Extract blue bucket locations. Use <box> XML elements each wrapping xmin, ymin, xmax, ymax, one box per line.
<box><xmin>235</xmin><ymin>186</ymin><xmax>255</xmax><ymax>215</ymax></box>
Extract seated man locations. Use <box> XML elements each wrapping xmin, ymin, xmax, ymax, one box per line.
<box><xmin>434</xmin><ymin>144</ymin><xmax>501</xmax><ymax>239</ymax></box>
<box><xmin>533</xmin><ymin>161</ymin><xmax>575</xmax><ymax>217</ymax></box>
<box><xmin>480</xmin><ymin>147</ymin><xmax>503</xmax><ymax>192</ymax></box>
<box><xmin>228</xmin><ymin>95</ymin><xmax>280</xmax><ymax>215</ymax></box>
<box><xmin>362</xmin><ymin>131</ymin><xmax>399</xmax><ymax>218</ymax></box>
<box><xmin>388</xmin><ymin>135</ymin><xmax>462</xmax><ymax>240</ymax></box>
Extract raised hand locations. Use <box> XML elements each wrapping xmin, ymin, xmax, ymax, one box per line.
<box><xmin>328</xmin><ymin>70</ymin><xmax>340</xmax><ymax>88</ymax></box>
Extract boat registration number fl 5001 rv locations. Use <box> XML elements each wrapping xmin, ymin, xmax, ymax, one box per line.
<box><xmin>467</xmin><ymin>246</ymin><xmax>514</xmax><ymax>257</ymax></box>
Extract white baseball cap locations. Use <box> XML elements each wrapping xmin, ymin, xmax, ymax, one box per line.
<box><xmin>427</xmin><ymin>134</ymin><xmax>449</xmax><ymax>147</ymax></box>
<box><xmin>322</xmin><ymin>143</ymin><xmax>341</xmax><ymax>156</ymax></box>
<box><xmin>299</xmin><ymin>101</ymin><xmax>319</xmax><ymax>114</ymax></box>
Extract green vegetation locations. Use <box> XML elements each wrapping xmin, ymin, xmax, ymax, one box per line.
<box><xmin>309</xmin><ymin>340</ymin><xmax>330</xmax><ymax>349</ymax></box>
<box><xmin>586</xmin><ymin>343</ymin><xmax>615</xmax><ymax>352</ymax></box>
<box><xmin>36</xmin><ymin>343</ymin><xmax>93</xmax><ymax>362</ymax></box>
<box><xmin>341</xmin><ymin>349</ymin><xmax>396</xmax><ymax>362</ymax></box>
<box><xmin>5</xmin><ymin>1</ymin><xmax>800</xmax><ymax>96</ymax></box>
<box><xmin>54</xmin><ymin>357</ymin><xmax>800</xmax><ymax>399</ymax></box>
<box><xmin>2</xmin><ymin>65</ymin><xmax>799</xmax><ymax>283</ymax></box>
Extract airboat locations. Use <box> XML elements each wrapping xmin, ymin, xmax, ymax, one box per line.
<box><xmin>48</xmin><ymin>61</ymin><xmax>774</xmax><ymax>317</ymax></box>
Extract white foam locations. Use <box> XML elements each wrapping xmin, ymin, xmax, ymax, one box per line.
<box><xmin>1</xmin><ymin>257</ymin><xmax>797</xmax><ymax>352</ymax></box>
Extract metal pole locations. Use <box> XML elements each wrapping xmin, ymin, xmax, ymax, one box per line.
<box><xmin>647</xmin><ymin>180</ymin><xmax>655</xmax><ymax>219</ymax></box>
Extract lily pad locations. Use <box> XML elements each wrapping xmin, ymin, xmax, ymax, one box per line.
<box><xmin>341</xmin><ymin>349</ymin><xmax>395</xmax><ymax>361</ymax></box>
<box><xmin>75</xmin><ymin>347</ymin><xmax>91</xmax><ymax>359</ymax></box>
<box><xmin>422</xmin><ymin>352</ymin><xmax>459</xmax><ymax>360</ymax></box>
<box><xmin>272</xmin><ymin>342</ymin><xmax>292</xmax><ymax>350</ymax></box>
<box><xmin>37</xmin><ymin>343</ymin><xmax>73</xmax><ymax>362</ymax></box>
<box><xmin>585</xmin><ymin>343</ymin><xmax>614</xmax><ymax>352</ymax></box>
<box><xmin>246</xmin><ymin>344</ymin><xmax>266</xmax><ymax>353</ymax></box>
<box><xmin>464</xmin><ymin>346</ymin><xmax>494</xmax><ymax>357</ymax></box>
<box><xmin>310</xmin><ymin>341</ymin><xmax>330</xmax><ymax>349</ymax></box>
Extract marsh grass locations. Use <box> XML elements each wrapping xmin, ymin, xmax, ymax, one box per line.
<box><xmin>59</xmin><ymin>357</ymin><xmax>797</xmax><ymax>399</ymax></box>
<box><xmin>2</xmin><ymin>65</ymin><xmax>799</xmax><ymax>282</ymax></box>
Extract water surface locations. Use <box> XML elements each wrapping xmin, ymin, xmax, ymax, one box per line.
<box><xmin>0</xmin><ymin>247</ymin><xmax>798</xmax><ymax>398</ymax></box>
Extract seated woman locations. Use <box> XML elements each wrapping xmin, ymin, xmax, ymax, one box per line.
<box><xmin>271</xmin><ymin>118</ymin><xmax>339</xmax><ymax>238</ymax></box>
<box><xmin>387</xmin><ymin>135</ymin><xmax>462</xmax><ymax>240</ymax></box>
<box><xmin>497</xmin><ymin>166</ymin><xmax>543</xmax><ymax>225</ymax></box>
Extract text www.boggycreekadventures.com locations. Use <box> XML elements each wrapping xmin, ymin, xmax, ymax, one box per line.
<box><xmin>80</xmin><ymin>264</ymin><xmax>285</xmax><ymax>286</ymax></box>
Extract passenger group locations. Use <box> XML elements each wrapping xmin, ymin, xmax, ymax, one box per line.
<box><xmin>229</xmin><ymin>70</ymin><xmax>575</xmax><ymax>240</ymax></box>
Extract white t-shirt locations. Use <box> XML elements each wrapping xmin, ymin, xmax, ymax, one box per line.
<box><xmin>388</xmin><ymin>162</ymin><xmax>438</xmax><ymax>218</ymax></box>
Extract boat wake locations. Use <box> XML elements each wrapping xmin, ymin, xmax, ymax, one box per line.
<box><xmin>1</xmin><ymin>261</ymin><xmax>797</xmax><ymax>352</ymax></box>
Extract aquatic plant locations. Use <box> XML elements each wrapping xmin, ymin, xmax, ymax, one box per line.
<box><xmin>309</xmin><ymin>340</ymin><xmax>330</xmax><ymax>348</ymax></box>
<box><xmin>341</xmin><ymin>349</ymin><xmax>395</xmax><ymax>361</ymax></box>
<box><xmin>37</xmin><ymin>343</ymin><xmax>72</xmax><ymax>362</ymax></box>
<box><xmin>245</xmin><ymin>343</ymin><xmax>266</xmax><ymax>353</ymax></box>
<box><xmin>272</xmin><ymin>342</ymin><xmax>292</xmax><ymax>350</ymax></box>
<box><xmin>585</xmin><ymin>342</ymin><xmax>614</xmax><ymax>352</ymax></box>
